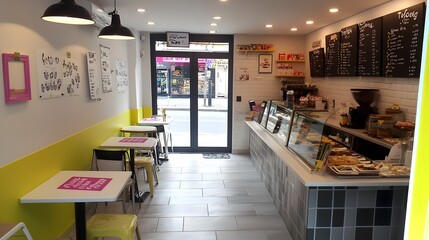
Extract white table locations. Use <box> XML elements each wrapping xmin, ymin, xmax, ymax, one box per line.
<box><xmin>138</xmin><ymin>116</ymin><xmax>172</xmax><ymax>160</ymax></box>
<box><xmin>100</xmin><ymin>137</ymin><xmax>158</xmax><ymax>201</ymax></box>
<box><xmin>20</xmin><ymin>171</ymin><xmax>131</xmax><ymax>240</ymax></box>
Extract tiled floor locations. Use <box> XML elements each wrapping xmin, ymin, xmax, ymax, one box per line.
<box><xmin>72</xmin><ymin>153</ymin><xmax>293</xmax><ymax>240</ymax></box>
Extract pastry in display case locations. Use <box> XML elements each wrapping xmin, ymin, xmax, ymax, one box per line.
<box><xmin>287</xmin><ymin>111</ymin><xmax>332</xmax><ymax>169</ymax></box>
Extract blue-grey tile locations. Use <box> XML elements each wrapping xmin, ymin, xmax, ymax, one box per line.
<box><xmin>375</xmin><ymin>208</ymin><xmax>392</xmax><ymax>226</ymax></box>
<box><xmin>373</xmin><ymin>226</ymin><xmax>391</xmax><ymax>240</ymax></box>
<box><xmin>308</xmin><ymin>208</ymin><xmax>316</xmax><ymax>228</ymax></box>
<box><xmin>315</xmin><ymin>228</ymin><xmax>330</xmax><ymax>240</ymax></box>
<box><xmin>357</xmin><ymin>190</ymin><xmax>376</xmax><ymax>208</ymax></box>
<box><xmin>356</xmin><ymin>208</ymin><xmax>374</xmax><ymax>227</ymax></box>
<box><xmin>344</xmin><ymin>208</ymin><xmax>357</xmax><ymax>227</ymax></box>
<box><xmin>330</xmin><ymin>227</ymin><xmax>343</xmax><ymax>240</ymax></box>
<box><xmin>376</xmin><ymin>190</ymin><xmax>394</xmax><ymax>207</ymax></box>
<box><xmin>318</xmin><ymin>190</ymin><xmax>333</xmax><ymax>208</ymax></box>
<box><xmin>346</xmin><ymin>190</ymin><xmax>357</xmax><ymax>208</ymax></box>
<box><xmin>316</xmin><ymin>209</ymin><xmax>332</xmax><ymax>227</ymax></box>
<box><xmin>355</xmin><ymin>227</ymin><xmax>373</xmax><ymax>240</ymax></box>
<box><xmin>333</xmin><ymin>190</ymin><xmax>345</xmax><ymax>208</ymax></box>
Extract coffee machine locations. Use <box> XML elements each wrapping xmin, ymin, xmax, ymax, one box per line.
<box><xmin>347</xmin><ymin>89</ymin><xmax>379</xmax><ymax>129</ymax></box>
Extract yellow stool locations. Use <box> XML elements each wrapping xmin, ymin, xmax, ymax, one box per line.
<box><xmin>134</xmin><ymin>155</ymin><xmax>158</xmax><ymax>197</ymax></box>
<box><xmin>86</xmin><ymin>214</ymin><xmax>141</xmax><ymax>240</ymax></box>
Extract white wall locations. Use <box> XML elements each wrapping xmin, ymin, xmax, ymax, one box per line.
<box><xmin>233</xmin><ymin>34</ymin><xmax>306</xmax><ymax>152</ymax></box>
<box><xmin>0</xmin><ymin>0</ymin><xmax>135</xmax><ymax>166</ymax></box>
<box><xmin>305</xmin><ymin>0</ymin><xmax>424</xmax><ymax>121</ymax></box>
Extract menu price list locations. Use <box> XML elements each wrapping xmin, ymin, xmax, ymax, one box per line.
<box><xmin>309</xmin><ymin>48</ymin><xmax>325</xmax><ymax>77</ymax></box>
<box><xmin>383</xmin><ymin>3</ymin><xmax>425</xmax><ymax>78</ymax></box>
<box><xmin>340</xmin><ymin>24</ymin><xmax>358</xmax><ymax>76</ymax></box>
<box><xmin>325</xmin><ymin>32</ymin><xmax>341</xmax><ymax>77</ymax></box>
<box><xmin>358</xmin><ymin>17</ymin><xmax>382</xmax><ymax>77</ymax></box>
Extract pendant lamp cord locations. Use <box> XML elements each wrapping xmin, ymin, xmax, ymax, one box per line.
<box><xmin>108</xmin><ymin>0</ymin><xmax>117</xmax><ymax>15</ymax></box>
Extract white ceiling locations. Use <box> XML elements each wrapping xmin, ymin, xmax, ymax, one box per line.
<box><xmin>91</xmin><ymin>0</ymin><xmax>392</xmax><ymax>35</ymax></box>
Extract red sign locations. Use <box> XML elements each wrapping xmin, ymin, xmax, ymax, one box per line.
<box><xmin>58</xmin><ymin>176</ymin><xmax>112</xmax><ymax>191</ymax></box>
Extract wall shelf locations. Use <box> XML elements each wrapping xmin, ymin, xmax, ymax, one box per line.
<box><xmin>276</xmin><ymin>60</ymin><xmax>305</xmax><ymax>63</ymax></box>
<box><xmin>275</xmin><ymin>75</ymin><xmax>305</xmax><ymax>78</ymax></box>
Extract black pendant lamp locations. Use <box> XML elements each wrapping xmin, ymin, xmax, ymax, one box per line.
<box><xmin>42</xmin><ymin>0</ymin><xmax>95</xmax><ymax>25</ymax></box>
<box><xmin>98</xmin><ymin>0</ymin><xmax>135</xmax><ymax>40</ymax></box>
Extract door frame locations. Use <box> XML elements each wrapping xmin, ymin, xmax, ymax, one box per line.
<box><xmin>150</xmin><ymin>33</ymin><xmax>234</xmax><ymax>153</ymax></box>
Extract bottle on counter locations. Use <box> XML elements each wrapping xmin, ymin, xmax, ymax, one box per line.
<box><xmin>286</xmin><ymin>90</ymin><xmax>294</xmax><ymax>108</ymax></box>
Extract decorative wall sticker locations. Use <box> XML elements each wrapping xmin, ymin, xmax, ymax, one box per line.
<box><xmin>37</xmin><ymin>50</ymin><xmax>62</xmax><ymax>99</ymax></box>
<box><xmin>116</xmin><ymin>59</ymin><xmax>128</xmax><ymax>93</ymax></box>
<box><xmin>87</xmin><ymin>51</ymin><xmax>101</xmax><ymax>100</ymax></box>
<box><xmin>100</xmin><ymin>45</ymin><xmax>112</xmax><ymax>93</ymax></box>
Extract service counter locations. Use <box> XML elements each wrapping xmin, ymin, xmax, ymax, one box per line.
<box><xmin>246</xmin><ymin>120</ymin><xmax>408</xmax><ymax>240</ymax></box>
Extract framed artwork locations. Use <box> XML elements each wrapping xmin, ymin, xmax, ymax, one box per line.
<box><xmin>258</xmin><ymin>54</ymin><xmax>273</xmax><ymax>73</ymax></box>
<box><xmin>2</xmin><ymin>53</ymin><xmax>32</xmax><ymax>103</ymax></box>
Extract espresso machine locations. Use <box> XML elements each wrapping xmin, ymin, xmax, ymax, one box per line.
<box><xmin>347</xmin><ymin>89</ymin><xmax>379</xmax><ymax>129</ymax></box>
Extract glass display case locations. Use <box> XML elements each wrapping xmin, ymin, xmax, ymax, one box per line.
<box><xmin>259</xmin><ymin>100</ymin><xmax>271</xmax><ymax>128</ymax></box>
<box><xmin>269</xmin><ymin>102</ymin><xmax>293</xmax><ymax>144</ymax></box>
<box><xmin>287</xmin><ymin>111</ymin><xmax>334</xmax><ymax>169</ymax></box>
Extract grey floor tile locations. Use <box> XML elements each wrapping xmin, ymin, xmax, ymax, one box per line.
<box><xmin>216</xmin><ymin>230</ymin><xmax>269</xmax><ymax>240</ymax></box>
<box><xmin>203</xmin><ymin>173</ymin><xmax>262</xmax><ymax>181</ymax></box>
<box><xmin>141</xmin><ymin>196</ymin><xmax>171</xmax><ymax>205</ymax></box>
<box><xmin>155</xmin><ymin>189</ymin><xmax>202</xmax><ymax>197</ymax></box>
<box><xmin>158</xmin><ymin>167</ymin><xmax>182</xmax><ymax>174</ymax></box>
<box><xmin>139</xmin><ymin>231</ymin><xmax>217</xmax><ymax>240</ymax></box>
<box><xmin>137</xmin><ymin>217</ymin><xmax>159</xmax><ymax>232</ymax></box>
<box><xmin>170</xmin><ymin>196</ymin><xmax>228</xmax><ymax>205</ymax></box>
<box><xmin>265</xmin><ymin>230</ymin><xmax>293</xmax><ymax>240</ymax></box>
<box><xmin>184</xmin><ymin>216</ymin><xmax>238</xmax><ymax>231</ymax></box>
<box><xmin>228</xmin><ymin>195</ymin><xmax>273</xmax><ymax>204</ymax></box>
<box><xmin>181</xmin><ymin>167</ymin><xmax>222</xmax><ymax>173</ymax></box>
<box><xmin>138</xmin><ymin>204</ymin><xmax>208</xmax><ymax>217</ymax></box>
<box><xmin>247</xmin><ymin>188</ymin><xmax>271</xmax><ymax>196</ymax></box>
<box><xmin>180</xmin><ymin>180</ymin><xmax>225</xmax><ymax>189</ymax></box>
<box><xmin>208</xmin><ymin>204</ymin><xmax>256</xmax><ymax>216</ymax></box>
<box><xmin>156</xmin><ymin>173</ymin><xmax>202</xmax><ymax>180</ymax></box>
<box><xmin>156</xmin><ymin>217</ymin><xmax>183</xmax><ymax>232</ymax></box>
<box><xmin>254</xmin><ymin>203</ymin><xmax>282</xmax><ymax>216</ymax></box>
<box><xmin>221</xmin><ymin>167</ymin><xmax>258</xmax><ymax>173</ymax></box>
<box><xmin>203</xmin><ymin>189</ymin><xmax>249</xmax><ymax>197</ymax></box>
<box><xmin>236</xmin><ymin>216</ymin><xmax>287</xmax><ymax>230</ymax></box>
<box><xmin>154</xmin><ymin>180</ymin><xmax>181</xmax><ymax>189</ymax></box>
<box><xmin>224</xmin><ymin>181</ymin><xmax>266</xmax><ymax>189</ymax></box>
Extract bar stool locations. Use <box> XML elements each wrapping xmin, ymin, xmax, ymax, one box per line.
<box><xmin>134</xmin><ymin>152</ymin><xmax>158</xmax><ymax>197</ymax></box>
<box><xmin>86</xmin><ymin>214</ymin><xmax>141</xmax><ymax>240</ymax></box>
<box><xmin>0</xmin><ymin>222</ymin><xmax>33</xmax><ymax>240</ymax></box>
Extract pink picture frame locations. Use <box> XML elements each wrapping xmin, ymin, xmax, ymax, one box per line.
<box><xmin>2</xmin><ymin>53</ymin><xmax>31</xmax><ymax>103</ymax></box>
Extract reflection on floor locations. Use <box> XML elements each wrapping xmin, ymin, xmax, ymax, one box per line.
<box><xmin>68</xmin><ymin>153</ymin><xmax>293</xmax><ymax>240</ymax></box>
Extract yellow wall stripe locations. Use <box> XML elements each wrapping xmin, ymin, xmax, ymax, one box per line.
<box><xmin>0</xmin><ymin>111</ymin><xmax>130</xmax><ymax>239</ymax></box>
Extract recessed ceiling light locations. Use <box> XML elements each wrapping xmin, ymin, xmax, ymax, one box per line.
<box><xmin>137</xmin><ymin>8</ymin><xmax>146</xmax><ymax>13</ymax></box>
<box><xmin>210</xmin><ymin>23</ymin><xmax>218</xmax><ymax>26</ymax></box>
<box><xmin>265</xmin><ymin>24</ymin><xmax>273</xmax><ymax>28</ymax></box>
<box><xmin>306</xmin><ymin>20</ymin><xmax>314</xmax><ymax>25</ymax></box>
<box><xmin>291</xmin><ymin>27</ymin><xmax>298</xmax><ymax>31</ymax></box>
<box><xmin>213</xmin><ymin>16</ymin><xmax>222</xmax><ymax>20</ymax></box>
<box><xmin>220</xmin><ymin>0</ymin><xmax>228</xmax><ymax>2</ymax></box>
<box><xmin>209</xmin><ymin>30</ymin><xmax>216</xmax><ymax>34</ymax></box>
<box><xmin>329</xmin><ymin>8</ymin><xmax>339</xmax><ymax>13</ymax></box>
<box><xmin>148</xmin><ymin>22</ymin><xmax>155</xmax><ymax>25</ymax></box>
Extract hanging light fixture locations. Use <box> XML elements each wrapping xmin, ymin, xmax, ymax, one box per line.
<box><xmin>98</xmin><ymin>0</ymin><xmax>135</xmax><ymax>40</ymax></box>
<box><xmin>42</xmin><ymin>0</ymin><xmax>95</xmax><ymax>25</ymax></box>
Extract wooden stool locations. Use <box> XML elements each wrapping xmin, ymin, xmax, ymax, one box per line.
<box><xmin>86</xmin><ymin>214</ymin><xmax>141</xmax><ymax>240</ymax></box>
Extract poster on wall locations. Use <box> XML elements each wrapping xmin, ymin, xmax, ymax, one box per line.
<box><xmin>62</xmin><ymin>57</ymin><xmax>81</xmax><ymax>96</ymax></box>
<box><xmin>100</xmin><ymin>45</ymin><xmax>112</xmax><ymax>93</ymax></box>
<box><xmin>236</xmin><ymin>67</ymin><xmax>250</xmax><ymax>81</ymax></box>
<box><xmin>37</xmin><ymin>50</ymin><xmax>63</xmax><ymax>99</ymax></box>
<box><xmin>116</xmin><ymin>59</ymin><xmax>128</xmax><ymax>93</ymax></box>
<box><xmin>87</xmin><ymin>52</ymin><xmax>101</xmax><ymax>100</ymax></box>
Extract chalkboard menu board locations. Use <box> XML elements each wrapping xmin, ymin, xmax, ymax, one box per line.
<box><xmin>358</xmin><ymin>17</ymin><xmax>382</xmax><ymax>76</ymax></box>
<box><xmin>309</xmin><ymin>48</ymin><xmax>325</xmax><ymax>77</ymax></box>
<box><xmin>325</xmin><ymin>32</ymin><xmax>341</xmax><ymax>77</ymax></box>
<box><xmin>340</xmin><ymin>25</ymin><xmax>358</xmax><ymax>76</ymax></box>
<box><xmin>383</xmin><ymin>3</ymin><xmax>426</xmax><ymax>78</ymax></box>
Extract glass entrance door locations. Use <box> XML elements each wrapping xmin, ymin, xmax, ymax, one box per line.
<box><xmin>197</xmin><ymin>58</ymin><xmax>228</xmax><ymax>148</ymax></box>
<box><xmin>153</xmin><ymin>55</ymin><xmax>231</xmax><ymax>152</ymax></box>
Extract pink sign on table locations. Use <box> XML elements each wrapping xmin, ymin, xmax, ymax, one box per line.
<box><xmin>143</xmin><ymin>117</ymin><xmax>161</xmax><ymax>122</ymax></box>
<box><xmin>119</xmin><ymin>137</ymin><xmax>148</xmax><ymax>143</ymax></box>
<box><xmin>58</xmin><ymin>176</ymin><xmax>112</xmax><ymax>191</ymax></box>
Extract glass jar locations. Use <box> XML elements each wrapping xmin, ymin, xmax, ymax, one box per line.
<box><xmin>377</xmin><ymin>115</ymin><xmax>394</xmax><ymax>138</ymax></box>
<box><xmin>367</xmin><ymin>114</ymin><xmax>381</xmax><ymax>137</ymax></box>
